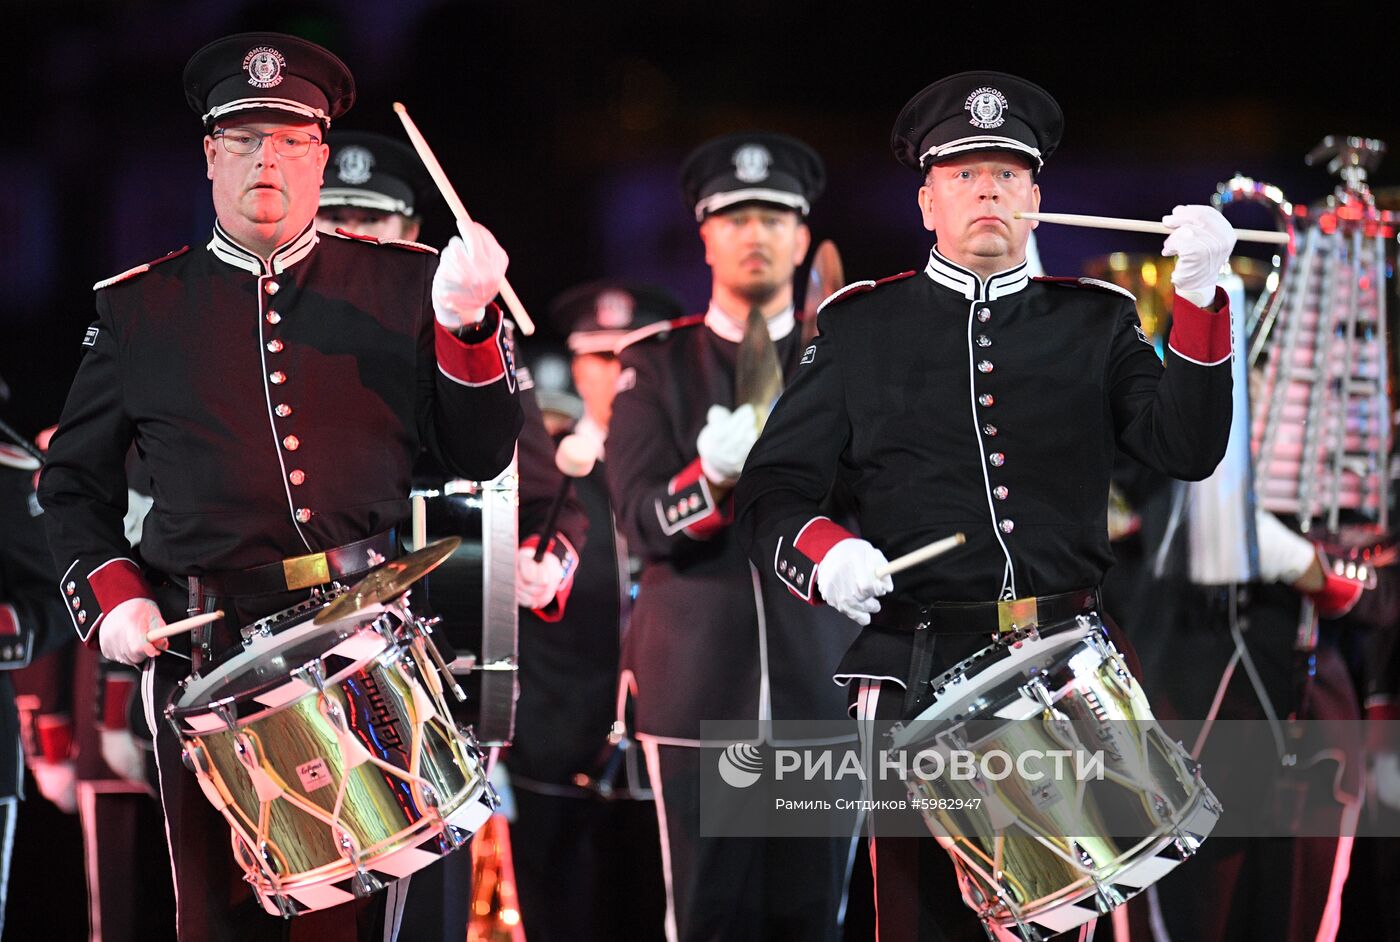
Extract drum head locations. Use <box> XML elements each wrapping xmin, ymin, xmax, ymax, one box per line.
<box><xmin>172</xmin><ymin>607</ymin><xmax>386</xmax><ymax>714</ymax></box>
<box><xmin>910</xmin><ymin>620</ymin><xmax>1095</xmax><ymax>727</ymax></box>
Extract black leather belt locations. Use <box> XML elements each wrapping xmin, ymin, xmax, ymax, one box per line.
<box><xmin>196</xmin><ymin>529</ymin><xmax>399</xmax><ymax>598</ymax></box>
<box><xmin>880</xmin><ymin>587</ymin><xmax>1101</xmax><ymax>634</ymax></box>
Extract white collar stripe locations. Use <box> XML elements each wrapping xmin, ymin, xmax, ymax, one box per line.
<box><xmin>923</xmin><ymin>248</ymin><xmax>1029</xmax><ymax>302</ymax></box>
<box><xmin>208</xmin><ymin>220</ymin><xmax>319</xmax><ymax>276</ymax></box>
<box><xmin>704</xmin><ymin>303</ymin><xmax>795</xmax><ymax>342</ymax></box>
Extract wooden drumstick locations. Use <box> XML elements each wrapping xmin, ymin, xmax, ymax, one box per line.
<box><xmin>875</xmin><ymin>533</ymin><xmax>966</xmax><ymax>579</ymax></box>
<box><xmin>147</xmin><ymin>609</ymin><xmax>225</xmax><ymax>643</ymax></box>
<box><xmin>1014</xmin><ymin>211</ymin><xmax>1290</xmax><ymax>245</ymax></box>
<box><xmin>393</xmin><ymin>102</ymin><xmax>536</xmax><ymax>335</ymax></box>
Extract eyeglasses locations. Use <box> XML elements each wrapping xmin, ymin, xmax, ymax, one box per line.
<box><xmin>213</xmin><ymin>127</ymin><xmax>322</xmax><ymax>158</ymax></box>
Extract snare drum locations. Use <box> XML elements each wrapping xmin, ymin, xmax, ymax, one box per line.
<box><xmin>166</xmin><ymin>600</ymin><xmax>496</xmax><ymax>916</ymax></box>
<box><xmin>890</xmin><ymin>615</ymin><xmax>1220</xmax><ymax>941</ymax></box>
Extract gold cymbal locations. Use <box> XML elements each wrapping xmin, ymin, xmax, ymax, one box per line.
<box><xmin>313</xmin><ymin>536</ymin><xmax>462</xmax><ymax>625</ymax></box>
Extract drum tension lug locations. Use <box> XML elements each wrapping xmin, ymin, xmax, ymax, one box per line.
<box><xmin>271</xmin><ymin>892</ymin><xmax>298</xmax><ymax>920</ymax></box>
<box><xmin>351</xmin><ymin>869</ymin><xmax>385</xmax><ymax>898</ymax></box>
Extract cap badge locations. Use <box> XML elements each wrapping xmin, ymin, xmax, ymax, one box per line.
<box><xmin>964</xmin><ymin>87</ymin><xmax>1008</xmax><ymax>129</ymax></box>
<box><xmin>732</xmin><ymin>144</ymin><xmax>773</xmax><ymax>184</ymax></box>
<box><xmin>335</xmin><ymin>146</ymin><xmax>375</xmax><ymax>185</ymax></box>
<box><xmin>594</xmin><ymin>290</ymin><xmax>635</xmax><ymax>329</ymax></box>
<box><xmin>244</xmin><ymin>46</ymin><xmax>286</xmax><ymax>89</ymax></box>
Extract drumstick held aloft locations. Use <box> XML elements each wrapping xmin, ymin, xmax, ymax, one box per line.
<box><xmin>393</xmin><ymin>102</ymin><xmax>537</xmax><ymax>335</ymax></box>
<box><xmin>876</xmin><ymin>533</ymin><xmax>966</xmax><ymax>579</ymax></box>
<box><xmin>1015</xmin><ymin>211</ymin><xmax>1290</xmax><ymax>245</ymax></box>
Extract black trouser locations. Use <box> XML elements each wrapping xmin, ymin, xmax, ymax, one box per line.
<box><xmin>510</xmin><ymin>784</ymin><xmax>668</xmax><ymax>942</ymax></box>
<box><xmin>641</xmin><ymin>740</ymin><xmax>853</xmax><ymax>942</ymax></box>
<box><xmin>852</xmin><ymin>678</ymin><xmax>990</xmax><ymax>942</ymax></box>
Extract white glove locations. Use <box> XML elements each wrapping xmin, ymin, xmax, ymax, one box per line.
<box><xmin>696</xmin><ymin>404</ymin><xmax>759</xmax><ymax>485</ymax></box>
<box><xmin>817</xmin><ymin>538</ymin><xmax>894</xmax><ymax>627</ymax></box>
<box><xmin>1255</xmin><ymin>510</ymin><xmax>1319</xmax><ymax>585</ymax></box>
<box><xmin>1374</xmin><ymin>752</ymin><xmax>1400</xmax><ymax>811</ymax></box>
<box><xmin>29</xmin><ymin>758</ymin><xmax>77</xmax><ymax>813</ymax></box>
<box><xmin>101</xmin><ymin>729</ymin><xmax>149</xmax><ymax>787</ymax></box>
<box><xmin>1162</xmin><ymin>204</ymin><xmax>1236</xmax><ymax>308</ymax></box>
<box><xmin>516</xmin><ymin>547</ymin><xmax>565</xmax><ymax>610</ymax></box>
<box><xmin>98</xmin><ymin>597</ymin><xmax>165</xmax><ymax>666</ymax></box>
<box><xmin>432</xmin><ymin>221</ymin><xmax>509</xmax><ymax>329</ymax></box>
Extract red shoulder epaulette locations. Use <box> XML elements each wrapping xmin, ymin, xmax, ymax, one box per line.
<box><xmin>1032</xmin><ymin>276</ymin><xmax>1136</xmax><ymax>301</ymax></box>
<box><xmin>616</xmin><ymin>313</ymin><xmax>707</xmax><ymax>354</ymax></box>
<box><xmin>817</xmin><ymin>271</ymin><xmax>917</xmax><ymax>314</ymax></box>
<box><xmin>92</xmin><ymin>246</ymin><xmax>190</xmax><ymax>291</ymax></box>
<box><xmin>332</xmin><ymin>229</ymin><xmax>439</xmax><ymax>255</ymax></box>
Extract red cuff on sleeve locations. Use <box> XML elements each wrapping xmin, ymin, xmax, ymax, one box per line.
<box><xmin>519</xmin><ymin>534</ymin><xmax>579</xmax><ymax>622</ymax></box>
<box><xmin>656</xmin><ymin>458</ymin><xmax>726</xmax><ymax>539</ymax></box>
<box><xmin>1313</xmin><ymin>569</ymin><xmax>1365</xmax><ymax>619</ymax></box>
<box><xmin>36</xmin><ymin>714</ymin><xmax>74</xmax><ymax>763</ymax></box>
<box><xmin>102</xmin><ymin>676</ymin><xmax>136</xmax><ymax>730</ymax></box>
<box><xmin>1167</xmin><ymin>288</ymin><xmax>1232</xmax><ymax>366</ymax></box>
<box><xmin>794</xmin><ymin>517</ymin><xmax>858</xmax><ymax>563</ymax></box>
<box><xmin>435</xmin><ymin>303</ymin><xmax>510</xmax><ymax>387</ymax></box>
<box><xmin>88</xmin><ymin>559</ymin><xmax>154</xmax><ymax>615</ymax></box>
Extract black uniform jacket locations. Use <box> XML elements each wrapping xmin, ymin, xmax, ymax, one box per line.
<box><xmin>39</xmin><ymin>222</ymin><xmax>523</xmax><ymax>645</ymax></box>
<box><xmin>511</xmin><ymin>419</ymin><xmax>624</xmax><ymax>785</ymax></box>
<box><xmin>608</xmin><ymin>308</ymin><xmax>859</xmax><ymax>744</ymax></box>
<box><xmin>735</xmin><ymin>248</ymin><xmax>1234</xmax><ymax>687</ymax></box>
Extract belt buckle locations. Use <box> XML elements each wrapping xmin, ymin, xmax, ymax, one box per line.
<box><xmin>997</xmin><ymin>596</ymin><xmax>1038</xmax><ymax>634</ymax></box>
<box><xmin>283</xmin><ymin>552</ymin><xmax>331</xmax><ymax>591</ymax></box>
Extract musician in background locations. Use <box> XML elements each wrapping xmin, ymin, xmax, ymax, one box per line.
<box><xmin>734</xmin><ymin>70</ymin><xmax>1237</xmax><ymax>940</ymax></box>
<box><xmin>606</xmin><ymin>132</ymin><xmax>860</xmax><ymax>942</ymax></box>
<box><xmin>500</xmin><ymin>281</ymin><xmax>681</xmax><ymax>942</ymax></box>
<box><xmin>38</xmin><ymin>32</ymin><xmax>521</xmax><ymax>942</ymax></box>
<box><xmin>1</xmin><ymin>406</ymin><xmax>78</xmax><ymax>939</ymax></box>
<box><xmin>9</xmin><ymin>426</ymin><xmax>177</xmax><ymax>942</ymax></box>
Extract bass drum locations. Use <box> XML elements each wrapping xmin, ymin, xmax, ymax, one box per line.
<box><xmin>411</xmin><ymin>466</ymin><xmax>519</xmax><ymax>747</ymax></box>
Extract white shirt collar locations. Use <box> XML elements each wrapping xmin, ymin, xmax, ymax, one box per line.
<box><xmin>923</xmin><ymin>246</ymin><xmax>1030</xmax><ymax>302</ymax></box>
<box><xmin>704</xmin><ymin>302</ymin><xmax>796</xmax><ymax>343</ymax></box>
<box><xmin>207</xmin><ymin>219</ymin><xmax>319</xmax><ymax>276</ymax></box>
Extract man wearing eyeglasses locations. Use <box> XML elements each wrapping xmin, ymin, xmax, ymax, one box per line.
<box><xmin>38</xmin><ymin>32</ymin><xmax>522</xmax><ymax>942</ymax></box>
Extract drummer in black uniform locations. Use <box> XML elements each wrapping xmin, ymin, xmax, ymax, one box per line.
<box><xmin>607</xmin><ymin>132</ymin><xmax>861</xmax><ymax>942</ymax></box>
<box><xmin>734</xmin><ymin>71</ymin><xmax>1238</xmax><ymax>940</ymax></box>
<box><xmin>503</xmin><ymin>281</ymin><xmax>681</xmax><ymax>942</ymax></box>
<box><xmin>38</xmin><ymin>32</ymin><xmax>522</xmax><ymax>942</ymax></box>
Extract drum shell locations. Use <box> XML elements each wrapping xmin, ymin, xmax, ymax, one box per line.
<box><xmin>893</xmin><ymin>618</ymin><xmax>1220</xmax><ymax>935</ymax></box>
<box><xmin>169</xmin><ymin>613</ymin><xmax>490</xmax><ymax>910</ymax></box>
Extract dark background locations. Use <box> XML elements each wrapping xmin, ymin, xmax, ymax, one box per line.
<box><xmin>4</xmin><ymin>0</ymin><xmax>1400</xmax><ymax>436</ymax></box>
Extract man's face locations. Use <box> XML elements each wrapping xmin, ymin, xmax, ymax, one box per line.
<box><xmin>918</xmin><ymin>153</ymin><xmax>1040</xmax><ymax>272</ymax></box>
<box><xmin>699</xmin><ymin>205</ymin><xmax>811</xmax><ymax>309</ymax></box>
<box><xmin>572</xmin><ymin>353</ymin><xmax>622</xmax><ymax>428</ymax></box>
<box><xmin>204</xmin><ymin>117</ymin><xmax>329</xmax><ymax>249</ymax></box>
<box><xmin>315</xmin><ymin>206</ymin><xmax>420</xmax><ymax>242</ymax></box>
